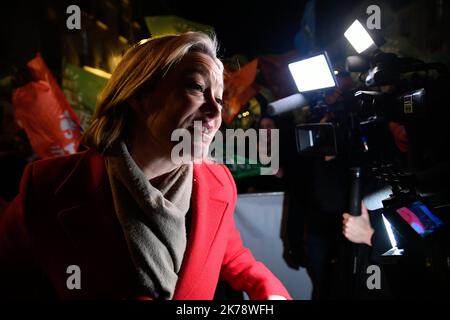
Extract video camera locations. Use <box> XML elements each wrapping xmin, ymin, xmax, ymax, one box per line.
<box><xmin>267</xmin><ymin>18</ymin><xmax>450</xmax><ymax>297</ymax></box>
<box><xmin>292</xmin><ymin>47</ymin><xmax>450</xmax><ymax>175</ymax></box>
<box><xmin>268</xmin><ymin>39</ymin><xmax>449</xmax><ymax>261</ymax></box>
<box><xmin>345</xmin><ymin>20</ymin><xmax>450</xmax><ymax>298</ymax></box>
<box><xmin>366</xmin><ymin>165</ymin><xmax>448</xmax><ymax>259</ymax></box>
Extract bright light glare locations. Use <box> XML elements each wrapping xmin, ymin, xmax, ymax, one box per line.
<box><xmin>288</xmin><ymin>54</ymin><xmax>336</xmax><ymax>92</ymax></box>
<box><xmin>382</xmin><ymin>214</ymin><xmax>398</xmax><ymax>248</ymax></box>
<box><xmin>344</xmin><ymin>20</ymin><xmax>375</xmax><ymax>54</ymax></box>
<box><xmin>83</xmin><ymin>66</ymin><xmax>111</xmax><ymax>79</ymax></box>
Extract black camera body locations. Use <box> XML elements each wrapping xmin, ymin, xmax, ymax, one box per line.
<box><xmin>296</xmin><ymin>50</ymin><xmax>449</xmax><ymax>169</ymax></box>
<box><xmin>376</xmin><ymin>168</ymin><xmax>446</xmax><ymax>250</ymax></box>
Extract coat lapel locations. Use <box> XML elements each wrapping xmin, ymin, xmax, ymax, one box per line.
<box><xmin>55</xmin><ymin>150</ymin><xmax>111</xmax><ymax>250</ymax></box>
<box><xmin>173</xmin><ymin>163</ymin><xmax>229</xmax><ymax>299</ymax></box>
<box><xmin>54</xmin><ymin>150</ymin><xmax>140</xmax><ymax>297</ymax></box>
<box><xmin>54</xmin><ymin>151</ymin><xmax>230</xmax><ymax>299</ymax></box>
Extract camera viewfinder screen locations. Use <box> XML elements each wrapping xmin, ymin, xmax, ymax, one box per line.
<box><xmin>396</xmin><ymin>201</ymin><xmax>444</xmax><ymax>237</ymax></box>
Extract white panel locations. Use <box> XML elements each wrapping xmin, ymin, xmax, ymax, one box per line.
<box><xmin>234</xmin><ymin>192</ymin><xmax>312</xmax><ymax>300</ymax></box>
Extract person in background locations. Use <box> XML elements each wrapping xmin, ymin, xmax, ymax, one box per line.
<box><xmin>283</xmin><ymin>73</ymin><xmax>354</xmax><ymax>300</ymax></box>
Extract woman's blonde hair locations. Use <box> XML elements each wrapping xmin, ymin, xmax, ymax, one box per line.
<box><xmin>82</xmin><ymin>31</ymin><xmax>223</xmax><ymax>153</ymax></box>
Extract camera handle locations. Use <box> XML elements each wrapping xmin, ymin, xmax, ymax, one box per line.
<box><xmin>349</xmin><ymin>167</ymin><xmax>362</xmax><ymax>216</ymax></box>
<box><xmin>349</xmin><ymin>167</ymin><xmax>362</xmax><ymax>283</ymax></box>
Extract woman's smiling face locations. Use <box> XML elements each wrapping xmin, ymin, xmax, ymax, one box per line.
<box><xmin>134</xmin><ymin>51</ymin><xmax>224</xmax><ymax>159</ymax></box>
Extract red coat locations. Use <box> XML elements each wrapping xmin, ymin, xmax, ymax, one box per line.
<box><xmin>0</xmin><ymin>149</ymin><xmax>291</xmax><ymax>300</ymax></box>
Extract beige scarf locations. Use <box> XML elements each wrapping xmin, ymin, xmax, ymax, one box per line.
<box><xmin>105</xmin><ymin>141</ymin><xmax>193</xmax><ymax>299</ymax></box>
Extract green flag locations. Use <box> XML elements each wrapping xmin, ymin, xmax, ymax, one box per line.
<box><xmin>145</xmin><ymin>15</ymin><xmax>215</xmax><ymax>37</ymax></box>
<box><xmin>62</xmin><ymin>63</ymin><xmax>108</xmax><ymax>130</ymax></box>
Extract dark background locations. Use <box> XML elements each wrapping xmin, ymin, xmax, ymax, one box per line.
<box><xmin>1</xmin><ymin>0</ymin><xmax>449</xmax><ymax>74</ymax></box>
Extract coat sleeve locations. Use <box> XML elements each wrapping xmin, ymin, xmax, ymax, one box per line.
<box><xmin>0</xmin><ymin>163</ymin><xmax>38</xmax><ymax>298</ymax></box>
<box><xmin>218</xmin><ymin>165</ymin><xmax>292</xmax><ymax>300</ymax></box>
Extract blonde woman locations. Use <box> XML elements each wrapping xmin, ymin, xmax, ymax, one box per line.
<box><xmin>0</xmin><ymin>32</ymin><xmax>291</xmax><ymax>300</ymax></box>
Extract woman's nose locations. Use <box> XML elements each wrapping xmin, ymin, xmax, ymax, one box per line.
<box><xmin>200</xmin><ymin>95</ymin><xmax>221</xmax><ymax>119</ymax></box>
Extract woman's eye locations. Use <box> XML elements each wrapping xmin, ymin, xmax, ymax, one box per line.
<box><xmin>188</xmin><ymin>83</ymin><xmax>205</xmax><ymax>92</ymax></box>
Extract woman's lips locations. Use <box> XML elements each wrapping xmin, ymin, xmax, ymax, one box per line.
<box><xmin>186</xmin><ymin>121</ymin><xmax>215</xmax><ymax>140</ymax></box>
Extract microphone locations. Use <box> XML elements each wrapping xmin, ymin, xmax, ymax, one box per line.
<box><xmin>345</xmin><ymin>55</ymin><xmax>370</xmax><ymax>73</ymax></box>
<box><xmin>267</xmin><ymin>93</ymin><xmax>308</xmax><ymax>116</ymax></box>
<box><xmin>349</xmin><ymin>167</ymin><xmax>362</xmax><ymax>216</ymax></box>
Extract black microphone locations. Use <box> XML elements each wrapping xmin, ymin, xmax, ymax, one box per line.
<box><xmin>267</xmin><ymin>93</ymin><xmax>308</xmax><ymax>116</ymax></box>
<box><xmin>346</xmin><ymin>55</ymin><xmax>370</xmax><ymax>73</ymax></box>
<box><xmin>349</xmin><ymin>167</ymin><xmax>362</xmax><ymax>216</ymax></box>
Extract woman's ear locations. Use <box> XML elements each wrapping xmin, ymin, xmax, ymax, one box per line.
<box><xmin>127</xmin><ymin>95</ymin><xmax>142</xmax><ymax>113</ymax></box>
<box><xmin>128</xmin><ymin>93</ymin><xmax>154</xmax><ymax>116</ymax></box>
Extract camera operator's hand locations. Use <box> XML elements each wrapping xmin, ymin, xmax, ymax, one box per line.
<box><xmin>342</xmin><ymin>203</ymin><xmax>374</xmax><ymax>246</ymax></box>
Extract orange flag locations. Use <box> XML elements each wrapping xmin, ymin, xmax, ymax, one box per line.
<box><xmin>12</xmin><ymin>53</ymin><xmax>82</xmax><ymax>158</ymax></box>
<box><xmin>223</xmin><ymin>59</ymin><xmax>258</xmax><ymax>124</ymax></box>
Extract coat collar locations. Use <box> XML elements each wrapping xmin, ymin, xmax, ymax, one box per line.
<box><xmin>55</xmin><ymin>150</ymin><xmax>229</xmax><ymax>299</ymax></box>
<box><xmin>54</xmin><ymin>149</ymin><xmax>107</xmax><ymax>202</ymax></box>
<box><xmin>173</xmin><ymin>162</ymin><xmax>228</xmax><ymax>299</ymax></box>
